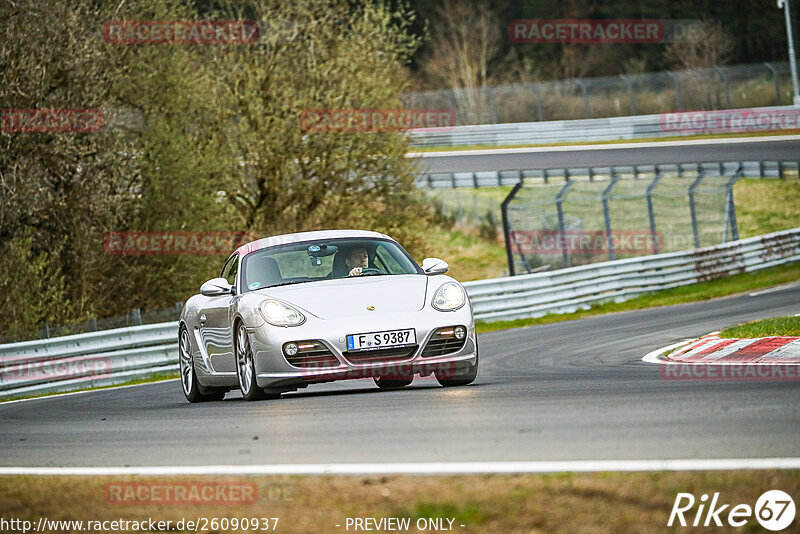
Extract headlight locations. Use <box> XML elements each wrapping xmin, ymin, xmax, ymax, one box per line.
<box><xmin>259</xmin><ymin>299</ymin><xmax>306</xmax><ymax>326</ymax></box>
<box><xmin>432</xmin><ymin>282</ymin><xmax>466</xmax><ymax>311</ymax></box>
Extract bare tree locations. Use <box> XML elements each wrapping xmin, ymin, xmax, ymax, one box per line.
<box><xmin>420</xmin><ymin>0</ymin><xmax>503</xmax><ymax>124</ymax></box>
<box><xmin>664</xmin><ymin>21</ymin><xmax>735</xmax><ymax>109</ymax></box>
<box><xmin>664</xmin><ymin>21</ymin><xmax>735</xmax><ymax>71</ymax></box>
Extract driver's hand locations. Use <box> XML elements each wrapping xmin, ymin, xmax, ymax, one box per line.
<box><xmin>348</xmin><ymin>267</ymin><xmax>362</xmax><ymax>276</ymax></box>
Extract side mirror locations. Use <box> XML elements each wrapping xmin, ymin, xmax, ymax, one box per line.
<box><xmin>200</xmin><ymin>277</ymin><xmax>233</xmax><ymax>296</ymax></box>
<box><xmin>421</xmin><ymin>257</ymin><xmax>449</xmax><ymax>275</ymax></box>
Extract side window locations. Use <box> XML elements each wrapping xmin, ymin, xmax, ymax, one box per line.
<box><xmin>375</xmin><ymin>245</ymin><xmax>404</xmax><ymax>274</ymax></box>
<box><xmin>221</xmin><ymin>254</ymin><xmax>239</xmax><ymax>286</ymax></box>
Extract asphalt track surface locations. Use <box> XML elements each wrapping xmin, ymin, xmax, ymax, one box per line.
<box><xmin>2</xmin><ymin>284</ymin><xmax>799</xmax><ymax>467</ymax></box>
<box><xmin>416</xmin><ymin>137</ymin><xmax>800</xmax><ymax>173</ymax></box>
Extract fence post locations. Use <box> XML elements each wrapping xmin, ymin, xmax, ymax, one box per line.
<box><xmin>764</xmin><ymin>62</ymin><xmax>782</xmax><ymax>106</ymax></box>
<box><xmin>602</xmin><ymin>172</ymin><xmax>621</xmax><ymax>260</ymax></box>
<box><xmin>487</xmin><ymin>86</ymin><xmax>499</xmax><ymax>124</ymax></box>
<box><xmin>619</xmin><ymin>74</ymin><xmax>637</xmax><ymax>115</ymax></box>
<box><xmin>646</xmin><ymin>168</ymin><xmax>664</xmax><ymax>254</ymax></box>
<box><xmin>445</xmin><ymin>89</ymin><xmax>458</xmax><ymax>123</ymax></box>
<box><xmin>556</xmin><ymin>180</ymin><xmax>576</xmax><ymax>267</ymax></box>
<box><xmin>529</xmin><ymin>83</ymin><xmax>544</xmax><ymax>121</ymax></box>
<box><xmin>576</xmin><ymin>79</ymin><xmax>591</xmax><ymax>118</ymax></box>
<box><xmin>502</xmin><ymin>182</ymin><xmax>524</xmax><ymax>276</ymax></box>
<box><xmin>131</xmin><ymin>308</ymin><xmax>142</xmax><ymax>326</ymax></box>
<box><xmin>723</xmin><ymin>166</ymin><xmax>743</xmax><ymax>243</ymax></box>
<box><xmin>88</xmin><ymin>317</ymin><xmax>98</xmax><ymax>331</ymax></box>
<box><xmin>714</xmin><ymin>67</ymin><xmax>732</xmax><ymax>108</ymax></box>
<box><xmin>688</xmin><ymin>170</ymin><xmax>707</xmax><ymax>248</ymax></box>
<box><xmin>667</xmin><ymin>71</ymin><xmax>682</xmax><ymax>110</ymax></box>
<box><xmin>39</xmin><ymin>322</ymin><xmax>50</xmax><ymax>339</ymax></box>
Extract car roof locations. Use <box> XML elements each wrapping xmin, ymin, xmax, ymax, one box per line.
<box><xmin>234</xmin><ymin>229</ymin><xmax>394</xmax><ymax>257</ymax></box>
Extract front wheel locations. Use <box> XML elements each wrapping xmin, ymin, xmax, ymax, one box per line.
<box><xmin>435</xmin><ymin>353</ymin><xmax>478</xmax><ymax>387</ymax></box>
<box><xmin>236</xmin><ymin>323</ymin><xmax>278</xmax><ymax>401</ymax></box>
<box><xmin>179</xmin><ymin>327</ymin><xmax>225</xmax><ymax>402</ymax></box>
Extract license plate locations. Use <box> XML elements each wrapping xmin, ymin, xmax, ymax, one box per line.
<box><xmin>346</xmin><ymin>328</ymin><xmax>416</xmax><ymax>352</ymax></box>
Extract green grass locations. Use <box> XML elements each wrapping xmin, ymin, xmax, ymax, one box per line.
<box><xmin>434</xmin><ymin>227</ymin><xmax>508</xmax><ymax>282</ymax></box>
<box><xmin>3</xmin><ymin>471</ymin><xmax>799</xmax><ymax>533</ymax></box>
<box><xmin>476</xmin><ymin>262</ymin><xmax>800</xmax><ymax>334</ymax></box>
<box><xmin>719</xmin><ymin>316</ymin><xmax>800</xmax><ymax>338</ymax></box>
<box><xmin>735</xmin><ymin>178</ymin><xmax>800</xmax><ymax>238</ymax></box>
<box><xmin>409</xmin><ymin>129</ymin><xmax>800</xmax><ymax>153</ymax></box>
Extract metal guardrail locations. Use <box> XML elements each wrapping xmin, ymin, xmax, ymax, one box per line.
<box><xmin>410</xmin><ymin>106</ymin><xmax>800</xmax><ymax>147</ymax></box>
<box><xmin>0</xmin><ymin>322</ymin><xmax>178</xmax><ymax>400</ymax></box>
<box><xmin>416</xmin><ymin>161</ymin><xmax>800</xmax><ymax>189</ymax></box>
<box><xmin>0</xmin><ymin>228</ymin><xmax>797</xmax><ymax>400</ymax></box>
<box><xmin>467</xmin><ymin>228</ymin><xmax>800</xmax><ymax>322</ymax></box>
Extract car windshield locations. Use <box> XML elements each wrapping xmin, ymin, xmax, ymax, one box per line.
<box><xmin>241</xmin><ymin>238</ymin><xmax>421</xmax><ymax>292</ymax></box>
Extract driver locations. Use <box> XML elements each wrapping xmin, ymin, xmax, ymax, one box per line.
<box><xmin>345</xmin><ymin>247</ymin><xmax>369</xmax><ymax>276</ymax></box>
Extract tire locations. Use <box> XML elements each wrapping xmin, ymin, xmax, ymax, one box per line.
<box><xmin>435</xmin><ymin>352</ymin><xmax>479</xmax><ymax>388</ymax></box>
<box><xmin>235</xmin><ymin>323</ymin><xmax>277</xmax><ymax>401</ymax></box>
<box><xmin>179</xmin><ymin>327</ymin><xmax>225</xmax><ymax>402</ymax></box>
<box><xmin>373</xmin><ymin>375</ymin><xmax>413</xmax><ymax>389</ymax></box>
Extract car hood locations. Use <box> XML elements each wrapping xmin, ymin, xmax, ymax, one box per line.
<box><xmin>261</xmin><ymin>275</ymin><xmax>429</xmax><ymax>319</ymax></box>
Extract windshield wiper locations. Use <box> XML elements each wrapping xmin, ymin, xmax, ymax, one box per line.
<box><xmin>254</xmin><ymin>280</ymin><xmax>310</xmax><ymax>290</ymax></box>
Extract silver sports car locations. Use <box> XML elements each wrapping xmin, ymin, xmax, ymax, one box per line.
<box><xmin>178</xmin><ymin>229</ymin><xmax>478</xmax><ymax>401</ymax></box>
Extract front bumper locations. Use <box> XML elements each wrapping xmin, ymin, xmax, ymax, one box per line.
<box><xmin>248</xmin><ymin>306</ymin><xmax>477</xmax><ymax>391</ymax></box>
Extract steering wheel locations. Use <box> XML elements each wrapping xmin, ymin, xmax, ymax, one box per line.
<box><xmin>360</xmin><ymin>267</ymin><xmax>383</xmax><ymax>275</ymax></box>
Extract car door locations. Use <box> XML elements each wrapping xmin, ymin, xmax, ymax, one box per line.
<box><xmin>198</xmin><ymin>254</ymin><xmax>238</xmax><ymax>374</ymax></box>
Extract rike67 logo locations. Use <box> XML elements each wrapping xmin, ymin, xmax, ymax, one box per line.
<box><xmin>669</xmin><ymin>490</ymin><xmax>796</xmax><ymax>531</ymax></box>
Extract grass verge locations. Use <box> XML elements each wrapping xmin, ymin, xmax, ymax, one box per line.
<box><xmin>1</xmin><ymin>471</ymin><xmax>797</xmax><ymax>533</ymax></box>
<box><xmin>719</xmin><ymin>316</ymin><xmax>800</xmax><ymax>338</ymax></box>
<box><xmin>476</xmin><ymin>261</ymin><xmax>800</xmax><ymax>334</ymax></box>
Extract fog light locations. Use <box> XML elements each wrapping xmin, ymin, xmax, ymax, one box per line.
<box><xmin>284</xmin><ymin>343</ymin><xmax>298</xmax><ymax>356</ymax></box>
<box><xmin>454</xmin><ymin>326</ymin><xmax>466</xmax><ymax>340</ymax></box>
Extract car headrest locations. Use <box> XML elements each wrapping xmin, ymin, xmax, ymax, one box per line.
<box><xmin>331</xmin><ymin>251</ymin><xmax>350</xmax><ymax>278</ymax></box>
<box><xmin>245</xmin><ymin>256</ymin><xmax>282</xmax><ymax>288</ymax></box>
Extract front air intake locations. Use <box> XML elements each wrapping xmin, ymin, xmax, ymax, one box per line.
<box><xmin>421</xmin><ymin>326</ymin><xmax>467</xmax><ymax>357</ymax></box>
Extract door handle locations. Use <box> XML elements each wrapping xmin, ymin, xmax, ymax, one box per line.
<box><xmin>199</xmin><ymin>314</ymin><xmax>207</xmax><ymax>326</ymax></box>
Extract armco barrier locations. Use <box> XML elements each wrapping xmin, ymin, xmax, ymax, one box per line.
<box><xmin>410</xmin><ymin>106</ymin><xmax>800</xmax><ymax>147</ymax></box>
<box><xmin>467</xmin><ymin>228</ymin><xmax>800</xmax><ymax>321</ymax></box>
<box><xmin>0</xmin><ymin>228</ymin><xmax>798</xmax><ymax>400</ymax></box>
<box><xmin>0</xmin><ymin>323</ymin><xmax>178</xmax><ymax>400</ymax></box>
<box><xmin>416</xmin><ymin>161</ymin><xmax>800</xmax><ymax>188</ymax></box>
